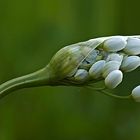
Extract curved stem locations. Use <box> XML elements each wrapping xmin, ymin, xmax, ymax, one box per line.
<box><xmin>0</xmin><ymin>66</ymin><xmax>51</xmax><ymax>99</ymax></box>
<box><xmin>86</xmin><ymin>85</ymin><xmax>106</xmax><ymax>91</ymax></box>
<box><xmin>98</xmin><ymin>90</ymin><xmax>131</xmax><ymax>99</ymax></box>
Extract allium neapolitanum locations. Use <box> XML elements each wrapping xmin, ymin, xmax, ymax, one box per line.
<box><xmin>0</xmin><ymin>36</ymin><xmax>140</xmax><ymax>101</ymax></box>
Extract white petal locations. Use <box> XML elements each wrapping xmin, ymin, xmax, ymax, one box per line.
<box><xmin>89</xmin><ymin>60</ymin><xmax>106</xmax><ymax>79</ymax></box>
<box><xmin>103</xmin><ymin>36</ymin><xmax>127</xmax><ymax>52</ymax></box>
<box><xmin>121</xmin><ymin>56</ymin><xmax>140</xmax><ymax>72</ymax></box>
<box><xmin>102</xmin><ymin>61</ymin><xmax>121</xmax><ymax>78</ymax></box>
<box><xmin>123</xmin><ymin>38</ymin><xmax>140</xmax><ymax>55</ymax></box>
<box><xmin>131</xmin><ymin>86</ymin><xmax>140</xmax><ymax>102</ymax></box>
<box><xmin>105</xmin><ymin>70</ymin><xmax>123</xmax><ymax>89</ymax></box>
<box><xmin>74</xmin><ymin>69</ymin><xmax>88</xmax><ymax>81</ymax></box>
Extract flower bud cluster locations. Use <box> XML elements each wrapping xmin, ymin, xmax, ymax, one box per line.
<box><xmin>66</xmin><ymin>36</ymin><xmax>140</xmax><ymax>89</ymax></box>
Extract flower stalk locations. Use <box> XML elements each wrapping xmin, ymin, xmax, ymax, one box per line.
<box><xmin>0</xmin><ymin>66</ymin><xmax>51</xmax><ymax>99</ymax></box>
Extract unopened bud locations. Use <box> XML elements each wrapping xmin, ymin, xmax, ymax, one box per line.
<box><xmin>74</xmin><ymin>69</ymin><xmax>89</xmax><ymax>81</ymax></box>
<box><xmin>103</xmin><ymin>36</ymin><xmax>127</xmax><ymax>52</ymax></box>
<box><xmin>102</xmin><ymin>61</ymin><xmax>121</xmax><ymax>77</ymax></box>
<box><xmin>105</xmin><ymin>70</ymin><xmax>123</xmax><ymax>89</ymax></box>
<box><xmin>89</xmin><ymin>60</ymin><xmax>105</xmax><ymax>79</ymax></box>
<box><xmin>123</xmin><ymin>37</ymin><xmax>140</xmax><ymax>55</ymax></box>
<box><xmin>121</xmin><ymin>56</ymin><xmax>140</xmax><ymax>72</ymax></box>
<box><xmin>106</xmin><ymin>53</ymin><xmax>123</xmax><ymax>63</ymax></box>
<box><xmin>131</xmin><ymin>86</ymin><xmax>140</xmax><ymax>102</ymax></box>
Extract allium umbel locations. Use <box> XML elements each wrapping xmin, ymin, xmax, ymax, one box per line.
<box><xmin>0</xmin><ymin>35</ymin><xmax>140</xmax><ymax>101</ymax></box>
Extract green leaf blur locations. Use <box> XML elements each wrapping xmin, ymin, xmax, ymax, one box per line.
<box><xmin>0</xmin><ymin>0</ymin><xmax>140</xmax><ymax>140</ymax></box>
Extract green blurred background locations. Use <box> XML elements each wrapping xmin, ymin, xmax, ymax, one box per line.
<box><xmin>0</xmin><ymin>0</ymin><xmax>140</xmax><ymax>140</ymax></box>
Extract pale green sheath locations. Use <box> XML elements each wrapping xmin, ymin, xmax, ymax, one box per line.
<box><xmin>0</xmin><ymin>35</ymin><xmax>140</xmax><ymax>101</ymax></box>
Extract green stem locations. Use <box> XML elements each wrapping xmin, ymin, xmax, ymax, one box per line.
<box><xmin>98</xmin><ymin>90</ymin><xmax>131</xmax><ymax>99</ymax></box>
<box><xmin>86</xmin><ymin>85</ymin><xmax>105</xmax><ymax>91</ymax></box>
<box><xmin>0</xmin><ymin>65</ymin><xmax>51</xmax><ymax>99</ymax></box>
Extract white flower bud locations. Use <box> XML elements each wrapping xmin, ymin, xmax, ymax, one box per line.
<box><xmin>106</xmin><ymin>53</ymin><xmax>123</xmax><ymax>63</ymax></box>
<box><xmin>131</xmin><ymin>86</ymin><xmax>140</xmax><ymax>102</ymax></box>
<box><xmin>121</xmin><ymin>56</ymin><xmax>140</xmax><ymax>72</ymax></box>
<box><xmin>102</xmin><ymin>61</ymin><xmax>121</xmax><ymax>78</ymax></box>
<box><xmin>103</xmin><ymin>36</ymin><xmax>127</xmax><ymax>52</ymax></box>
<box><xmin>105</xmin><ymin>70</ymin><xmax>123</xmax><ymax>89</ymax></box>
<box><xmin>89</xmin><ymin>60</ymin><xmax>106</xmax><ymax>79</ymax></box>
<box><xmin>123</xmin><ymin>38</ymin><xmax>140</xmax><ymax>55</ymax></box>
<box><xmin>74</xmin><ymin>69</ymin><xmax>88</xmax><ymax>81</ymax></box>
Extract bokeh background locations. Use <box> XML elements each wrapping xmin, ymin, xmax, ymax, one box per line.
<box><xmin>0</xmin><ymin>0</ymin><xmax>140</xmax><ymax>140</ymax></box>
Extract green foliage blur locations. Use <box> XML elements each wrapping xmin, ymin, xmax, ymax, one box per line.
<box><xmin>0</xmin><ymin>0</ymin><xmax>140</xmax><ymax>140</ymax></box>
